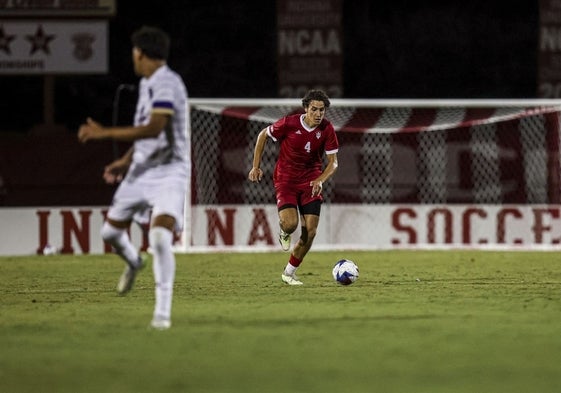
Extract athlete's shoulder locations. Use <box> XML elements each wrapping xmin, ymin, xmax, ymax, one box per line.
<box><xmin>284</xmin><ymin>113</ymin><xmax>302</xmax><ymax>127</ymax></box>
<box><xmin>151</xmin><ymin>66</ymin><xmax>187</xmax><ymax>99</ymax></box>
<box><xmin>164</xmin><ymin>66</ymin><xmax>185</xmax><ymax>84</ymax></box>
<box><xmin>151</xmin><ymin>66</ymin><xmax>184</xmax><ymax>86</ymax></box>
<box><xmin>273</xmin><ymin>113</ymin><xmax>299</xmax><ymax>128</ymax></box>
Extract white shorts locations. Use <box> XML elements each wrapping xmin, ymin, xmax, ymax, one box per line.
<box><xmin>106</xmin><ymin>162</ymin><xmax>189</xmax><ymax>231</ymax></box>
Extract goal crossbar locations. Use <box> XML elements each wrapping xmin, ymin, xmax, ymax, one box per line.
<box><xmin>191</xmin><ymin>98</ymin><xmax>561</xmax><ymax>108</ymax></box>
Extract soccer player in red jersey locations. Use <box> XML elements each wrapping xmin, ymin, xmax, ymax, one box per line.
<box><xmin>248</xmin><ymin>90</ymin><xmax>339</xmax><ymax>285</ymax></box>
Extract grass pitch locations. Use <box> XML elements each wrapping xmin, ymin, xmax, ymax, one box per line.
<box><xmin>1</xmin><ymin>250</ymin><xmax>561</xmax><ymax>393</ymax></box>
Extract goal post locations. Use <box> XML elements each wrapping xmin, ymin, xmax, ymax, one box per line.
<box><xmin>185</xmin><ymin>99</ymin><xmax>561</xmax><ymax>251</ymax></box>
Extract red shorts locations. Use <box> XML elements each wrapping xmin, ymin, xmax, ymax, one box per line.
<box><xmin>275</xmin><ymin>180</ymin><xmax>323</xmax><ymax>210</ymax></box>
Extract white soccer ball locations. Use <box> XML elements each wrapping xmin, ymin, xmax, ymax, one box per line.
<box><xmin>332</xmin><ymin>259</ymin><xmax>359</xmax><ymax>285</ymax></box>
<box><xmin>42</xmin><ymin>244</ymin><xmax>58</xmax><ymax>255</ymax></box>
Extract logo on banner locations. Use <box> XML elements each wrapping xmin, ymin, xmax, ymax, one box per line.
<box><xmin>26</xmin><ymin>25</ymin><xmax>55</xmax><ymax>55</ymax></box>
<box><xmin>0</xmin><ymin>26</ymin><xmax>16</xmax><ymax>54</ymax></box>
<box><xmin>72</xmin><ymin>33</ymin><xmax>95</xmax><ymax>61</ymax></box>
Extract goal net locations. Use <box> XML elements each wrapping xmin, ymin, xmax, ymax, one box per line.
<box><xmin>186</xmin><ymin>99</ymin><xmax>561</xmax><ymax>251</ymax></box>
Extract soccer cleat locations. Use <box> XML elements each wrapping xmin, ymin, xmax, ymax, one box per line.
<box><xmin>116</xmin><ymin>255</ymin><xmax>146</xmax><ymax>295</ymax></box>
<box><xmin>279</xmin><ymin>229</ymin><xmax>291</xmax><ymax>251</ymax></box>
<box><xmin>150</xmin><ymin>317</ymin><xmax>171</xmax><ymax>330</ymax></box>
<box><xmin>281</xmin><ymin>273</ymin><xmax>303</xmax><ymax>285</ymax></box>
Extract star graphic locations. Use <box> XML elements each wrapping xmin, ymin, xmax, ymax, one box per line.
<box><xmin>26</xmin><ymin>25</ymin><xmax>55</xmax><ymax>55</ymax></box>
<box><xmin>0</xmin><ymin>25</ymin><xmax>16</xmax><ymax>55</ymax></box>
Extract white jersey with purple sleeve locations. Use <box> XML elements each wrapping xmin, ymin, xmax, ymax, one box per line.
<box><xmin>108</xmin><ymin>65</ymin><xmax>190</xmax><ymax>230</ymax></box>
<box><xmin>132</xmin><ymin>65</ymin><xmax>189</xmax><ymax>167</ymax></box>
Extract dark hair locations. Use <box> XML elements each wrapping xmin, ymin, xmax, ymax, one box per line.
<box><xmin>131</xmin><ymin>26</ymin><xmax>170</xmax><ymax>60</ymax></box>
<box><xmin>302</xmin><ymin>90</ymin><xmax>331</xmax><ymax>108</ymax></box>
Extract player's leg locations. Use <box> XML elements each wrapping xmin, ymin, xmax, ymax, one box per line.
<box><xmin>292</xmin><ymin>213</ymin><xmax>320</xmax><ymax>260</ymax></box>
<box><xmin>149</xmin><ymin>214</ymin><xmax>176</xmax><ymax>330</ymax></box>
<box><xmin>102</xmin><ymin>218</ymin><xmax>147</xmax><ymax>295</ymax></box>
<box><xmin>278</xmin><ymin>205</ymin><xmax>298</xmax><ymax>251</ymax></box>
<box><xmin>102</xmin><ymin>181</ymin><xmax>147</xmax><ymax>294</ymax></box>
<box><xmin>101</xmin><ymin>218</ymin><xmax>138</xmax><ymax>265</ymax></box>
<box><xmin>275</xmin><ymin>183</ymin><xmax>299</xmax><ymax>251</ymax></box>
<box><xmin>148</xmin><ymin>169</ymin><xmax>187</xmax><ymax>329</ymax></box>
<box><xmin>281</xmin><ymin>200</ymin><xmax>321</xmax><ymax>285</ymax></box>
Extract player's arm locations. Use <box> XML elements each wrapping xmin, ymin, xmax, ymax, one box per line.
<box><xmin>103</xmin><ymin>147</ymin><xmax>134</xmax><ymax>184</ymax></box>
<box><xmin>78</xmin><ymin>113</ymin><xmax>169</xmax><ymax>143</ymax></box>
<box><xmin>311</xmin><ymin>153</ymin><xmax>338</xmax><ymax>197</ymax></box>
<box><xmin>248</xmin><ymin>128</ymin><xmax>268</xmax><ymax>182</ymax></box>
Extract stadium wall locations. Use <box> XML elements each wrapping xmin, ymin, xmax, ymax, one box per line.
<box><xmin>2</xmin><ymin>204</ymin><xmax>561</xmax><ymax>256</ymax></box>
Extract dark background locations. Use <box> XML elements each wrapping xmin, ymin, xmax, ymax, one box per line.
<box><xmin>0</xmin><ymin>0</ymin><xmax>547</xmax><ymax>206</ymax></box>
<box><xmin>0</xmin><ymin>0</ymin><xmax>540</xmax><ymax>134</ymax></box>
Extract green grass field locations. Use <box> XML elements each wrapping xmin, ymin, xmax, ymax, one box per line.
<box><xmin>1</xmin><ymin>250</ymin><xmax>561</xmax><ymax>393</ymax></box>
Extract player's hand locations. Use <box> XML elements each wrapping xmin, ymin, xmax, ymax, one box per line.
<box><xmin>78</xmin><ymin>118</ymin><xmax>105</xmax><ymax>143</ymax></box>
<box><xmin>311</xmin><ymin>180</ymin><xmax>323</xmax><ymax>197</ymax></box>
<box><xmin>103</xmin><ymin>159</ymin><xmax>128</xmax><ymax>184</ymax></box>
<box><xmin>248</xmin><ymin>167</ymin><xmax>263</xmax><ymax>182</ymax></box>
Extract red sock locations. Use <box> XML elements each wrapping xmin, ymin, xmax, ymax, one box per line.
<box><xmin>289</xmin><ymin>254</ymin><xmax>302</xmax><ymax>267</ymax></box>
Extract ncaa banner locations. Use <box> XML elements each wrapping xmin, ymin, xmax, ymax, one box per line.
<box><xmin>0</xmin><ymin>20</ymin><xmax>107</xmax><ymax>74</ymax></box>
<box><xmin>276</xmin><ymin>0</ymin><xmax>343</xmax><ymax>98</ymax></box>
<box><xmin>538</xmin><ymin>0</ymin><xmax>561</xmax><ymax>97</ymax></box>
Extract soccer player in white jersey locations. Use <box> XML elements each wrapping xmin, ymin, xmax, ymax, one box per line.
<box><xmin>78</xmin><ymin>26</ymin><xmax>190</xmax><ymax>330</ymax></box>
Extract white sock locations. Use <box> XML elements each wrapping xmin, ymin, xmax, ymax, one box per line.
<box><xmin>100</xmin><ymin>222</ymin><xmax>139</xmax><ymax>267</ymax></box>
<box><xmin>149</xmin><ymin>227</ymin><xmax>175</xmax><ymax>321</ymax></box>
<box><xmin>284</xmin><ymin>263</ymin><xmax>297</xmax><ymax>276</ymax></box>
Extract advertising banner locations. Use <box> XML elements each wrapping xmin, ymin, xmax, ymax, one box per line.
<box><xmin>0</xmin><ymin>20</ymin><xmax>107</xmax><ymax>74</ymax></box>
<box><xmin>2</xmin><ymin>204</ymin><xmax>561</xmax><ymax>255</ymax></box>
<box><xmin>276</xmin><ymin>0</ymin><xmax>343</xmax><ymax>98</ymax></box>
<box><xmin>538</xmin><ymin>0</ymin><xmax>561</xmax><ymax>97</ymax></box>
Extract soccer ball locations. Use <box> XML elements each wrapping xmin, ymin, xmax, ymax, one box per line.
<box><xmin>42</xmin><ymin>244</ymin><xmax>58</xmax><ymax>255</ymax></box>
<box><xmin>332</xmin><ymin>259</ymin><xmax>359</xmax><ymax>285</ymax></box>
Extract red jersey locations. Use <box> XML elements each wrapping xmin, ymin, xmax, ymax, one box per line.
<box><xmin>267</xmin><ymin>114</ymin><xmax>338</xmax><ymax>184</ymax></box>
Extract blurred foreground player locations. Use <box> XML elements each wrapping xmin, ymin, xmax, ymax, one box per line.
<box><xmin>248</xmin><ymin>90</ymin><xmax>339</xmax><ymax>285</ymax></box>
<box><xmin>78</xmin><ymin>26</ymin><xmax>190</xmax><ymax>329</ymax></box>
